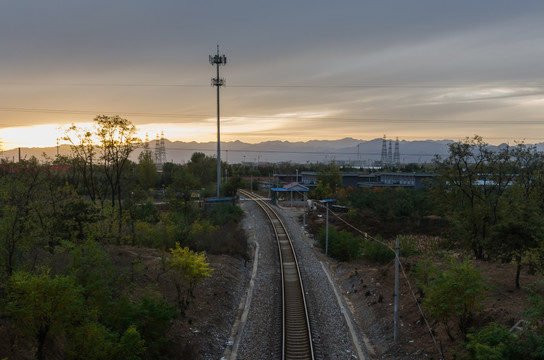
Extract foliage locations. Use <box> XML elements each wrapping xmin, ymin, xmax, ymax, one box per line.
<box><xmin>464</xmin><ymin>323</ymin><xmax>518</xmax><ymax>360</ymax></box>
<box><xmin>0</xmin><ymin>159</ymin><xmax>45</xmax><ymax>276</ymax></box>
<box><xmin>316</xmin><ymin>162</ymin><xmax>343</xmax><ymax>195</ymax></box>
<box><xmin>361</xmin><ymin>238</ymin><xmax>394</xmax><ymax>263</ymax></box>
<box><xmin>347</xmin><ymin>187</ymin><xmax>431</xmax><ymax>220</ymax></box>
<box><xmin>64</xmin><ymin>115</ymin><xmax>141</xmax><ymax>239</ymax></box>
<box><xmin>65</xmin><ymin>321</ymin><xmax>146</xmax><ymax>360</ymax></box>
<box><xmin>67</xmin><ymin>240</ymin><xmax>117</xmax><ymax>312</ymax></box>
<box><xmin>415</xmin><ymin>257</ymin><xmax>489</xmax><ymax>339</ymax></box>
<box><xmin>168</xmin><ymin>242</ymin><xmax>212</xmax><ymax>310</ymax></box>
<box><xmin>54</xmin><ymin>198</ymin><xmax>102</xmax><ymax>242</ymax></box>
<box><xmin>222</xmin><ymin>173</ymin><xmax>242</xmax><ymax>197</ymax></box>
<box><xmin>317</xmin><ymin>227</ymin><xmax>361</xmax><ymax>261</ymax></box>
<box><xmin>137</xmin><ymin>149</ymin><xmax>158</xmax><ymax>190</ymax></box>
<box><xmin>187</xmin><ymin>152</ymin><xmax>217</xmax><ymax>188</ymax></box>
<box><xmin>207</xmin><ymin>203</ymin><xmax>244</xmax><ymax>226</ymax></box>
<box><xmin>310</xmin><ymin>180</ymin><xmax>331</xmax><ymax>200</ymax></box>
<box><xmin>464</xmin><ymin>322</ymin><xmax>544</xmax><ymax>360</ymax></box>
<box><xmin>5</xmin><ymin>271</ymin><xmax>85</xmax><ymax>360</ymax></box>
<box><xmin>360</xmin><ymin>236</ymin><xmax>421</xmax><ymax>264</ymax></box>
<box><xmin>432</xmin><ymin>137</ymin><xmax>544</xmax><ymax>287</ymax></box>
<box><xmin>432</xmin><ymin>136</ymin><xmax>512</xmax><ymax>259</ymax></box>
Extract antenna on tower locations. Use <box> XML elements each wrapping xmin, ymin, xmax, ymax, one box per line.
<box><xmin>209</xmin><ymin>45</ymin><xmax>227</xmax><ymax>198</ymax></box>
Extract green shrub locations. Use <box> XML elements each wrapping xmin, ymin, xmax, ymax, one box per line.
<box><xmin>361</xmin><ymin>238</ymin><xmax>394</xmax><ymax>263</ymax></box>
<box><xmin>415</xmin><ymin>257</ymin><xmax>489</xmax><ymax>339</ymax></box>
<box><xmin>318</xmin><ymin>227</ymin><xmax>361</xmax><ymax>261</ymax></box>
<box><xmin>361</xmin><ymin>236</ymin><xmax>421</xmax><ymax>264</ymax></box>
<box><xmin>207</xmin><ymin>203</ymin><xmax>243</xmax><ymax>225</ymax></box>
<box><xmin>464</xmin><ymin>323</ymin><xmax>517</xmax><ymax>360</ymax></box>
<box><xmin>464</xmin><ymin>322</ymin><xmax>544</xmax><ymax>360</ymax></box>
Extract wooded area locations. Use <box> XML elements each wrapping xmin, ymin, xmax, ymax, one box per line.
<box><xmin>2</xmin><ymin>123</ymin><xmax>544</xmax><ymax>359</ymax></box>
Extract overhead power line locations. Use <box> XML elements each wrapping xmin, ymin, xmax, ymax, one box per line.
<box><xmin>1</xmin><ymin>81</ymin><xmax>544</xmax><ymax>89</ymax></box>
<box><xmin>1</xmin><ymin>107</ymin><xmax>544</xmax><ymax>126</ymax></box>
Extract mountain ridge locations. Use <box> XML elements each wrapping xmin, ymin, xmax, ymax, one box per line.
<box><xmin>3</xmin><ymin>138</ymin><xmax>543</xmax><ymax>165</ymax></box>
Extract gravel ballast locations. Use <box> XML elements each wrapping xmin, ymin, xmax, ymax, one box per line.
<box><xmin>233</xmin><ymin>199</ymin><xmax>372</xmax><ymax>360</ymax></box>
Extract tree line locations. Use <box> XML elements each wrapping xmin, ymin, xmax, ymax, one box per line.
<box><xmin>0</xmin><ymin>115</ymin><xmax>247</xmax><ymax>359</ymax></box>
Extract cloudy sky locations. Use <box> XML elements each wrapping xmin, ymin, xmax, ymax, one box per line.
<box><xmin>1</xmin><ymin>1</ymin><xmax>544</xmax><ymax>149</ymax></box>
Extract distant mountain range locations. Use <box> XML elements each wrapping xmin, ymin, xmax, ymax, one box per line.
<box><xmin>3</xmin><ymin>138</ymin><xmax>544</xmax><ymax>165</ymax></box>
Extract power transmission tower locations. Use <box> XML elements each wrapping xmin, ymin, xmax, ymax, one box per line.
<box><xmin>387</xmin><ymin>140</ymin><xmax>393</xmax><ymax>167</ymax></box>
<box><xmin>209</xmin><ymin>45</ymin><xmax>227</xmax><ymax>198</ymax></box>
<box><xmin>394</xmin><ymin>137</ymin><xmax>400</xmax><ymax>165</ymax></box>
<box><xmin>159</xmin><ymin>131</ymin><xmax>166</xmax><ymax>165</ymax></box>
<box><xmin>154</xmin><ymin>134</ymin><xmax>161</xmax><ymax>165</ymax></box>
<box><xmin>142</xmin><ymin>132</ymin><xmax>152</xmax><ymax>156</ymax></box>
<box><xmin>381</xmin><ymin>135</ymin><xmax>387</xmax><ymax>167</ymax></box>
<box><xmin>154</xmin><ymin>133</ymin><xmax>166</xmax><ymax>170</ymax></box>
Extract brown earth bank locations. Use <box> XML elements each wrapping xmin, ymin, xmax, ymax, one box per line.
<box><xmin>330</xmin><ymin>256</ymin><xmax>544</xmax><ymax>359</ymax></box>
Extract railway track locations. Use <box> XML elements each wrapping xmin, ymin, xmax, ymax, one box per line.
<box><xmin>239</xmin><ymin>189</ymin><xmax>315</xmax><ymax>360</ymax></box>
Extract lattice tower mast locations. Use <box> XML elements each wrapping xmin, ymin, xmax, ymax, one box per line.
<box><xmin>209</xmin><ymin>45</ymin><xmax>227</xmax><ymax>197</ymax></box>
<box><xmin>154</xmin><ymin>134</ymin><xmax>162</xmax><ymax>168</ymax></box>
<box><xmin>394</xmin><ymin>137</ymin><xmax>400</xmax><ymax>165</ymax></box>
<box><xmin>387</xmin><ymin>140</ymin><xmax>393</xmax><ymax>166</ymax></box>
<box><xmin>381</xmin><ymin>135</ymin><xmax>387</xmax><ymax>166</ymax></box>
<box><xmin>143</xmin><ymin>133</ymin><xmax>152</xmax><ymax>155</ymax></box>
<box><xmin>159</xmin><ymin>131</ymin><xmax>167</xmax><ymax>165</ymax></box>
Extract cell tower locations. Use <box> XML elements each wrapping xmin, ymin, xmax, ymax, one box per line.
<box><xmin>381</xmin><ymin>135</ymin><xmax>388</xmax><ymax>166</ymax></box>
<box><xmin>393</xmin><ymin>137</ymin><xmax>400</xmax><ymax>165</ymax></box>
<box><xmin>209</xmin><ymin>45</ymin><xmax>227</xmax><ymax>198</ymax></box>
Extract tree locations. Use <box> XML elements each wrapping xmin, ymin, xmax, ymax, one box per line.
<box><xmin>415</xmin><ymin>257</ymin><xmax>489</xmax><ymax>339</ymax></box>
<box><xmin>317</xmin><ymin>227</ymin><xmax>361</xmax><ymax>261</ymax></box>
<box><xmin>95</xmin><ymin>115</ymin><xmax>141</xmax><ymax>234</ymax></box>
<box><xmin>432</xmin><ymin>136</ymin><xmax>516</xmax><ymax>260</ymax></box>
<box><xmin>6</xmin><ymin>271</ymin><xmax>85</xmax><ymax>360</ymax></box>
<box><xmin>495</xmin><ymin>144</ymin><xmax>544</xmax><ymax>288</ymax></box>
<box><xmin>0</xmin><ymin>158</ymin><xmax>45</xmax><ymax>276</ymax></box>
<box><xmin>137</xmin><ymin>149</ymin><xmax>158</xmax><ymax>191</ymax></box>
<box><xmin>316</xmin><ymin>162</ymin><xmax>343</xmax><ymax>196</ymax></box>
<box><xmin>168</xmin><ymin>243</ymin><xmax>212</xmax><ymax>313</ymax></box>
<box><xmin>187</xmin><ymin>152</ymin><xmax>216</xmax><ymax>188</ymax></box>
<box><xmin>64</xmin><ymin>124</ymin><xmax>101</xmax><ymax>202</ymax></box>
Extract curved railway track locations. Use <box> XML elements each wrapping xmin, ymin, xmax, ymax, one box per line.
<box><xmin>239</xmin><ymin>189</ymin><xmax>315</xmax><ymax>360</ymax></box>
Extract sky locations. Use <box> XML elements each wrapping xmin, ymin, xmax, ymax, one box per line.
<box><xmin>1</xmin><ymin>1</ymin><xmax>544</xmax><ymax>150</ymax></box>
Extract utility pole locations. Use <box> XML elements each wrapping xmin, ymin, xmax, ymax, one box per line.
<box><xmin>394</xmin><ymin>236</ymin><xmax>400</xmax><ymax>342</ymax></box>
<box><xmin>325</xmin><ymin>204</ymin><xmax>329</xmax><ymax>256</ymax></box>
<box><xmin>209</xmin><ymin>45</ymin><xmax>227</xmax><ymax>198</ymax></box>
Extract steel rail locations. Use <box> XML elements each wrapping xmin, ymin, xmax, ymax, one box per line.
<box><xmin>239</xmin><ymin>190</ymin><xmax>315</xmax><ymax>360</ymax></box>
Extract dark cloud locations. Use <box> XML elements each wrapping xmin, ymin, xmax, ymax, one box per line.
<box><xmin>1</xmin><ymin>1</ymin><xmax>544</xmax><ymax>147</ymax></box>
